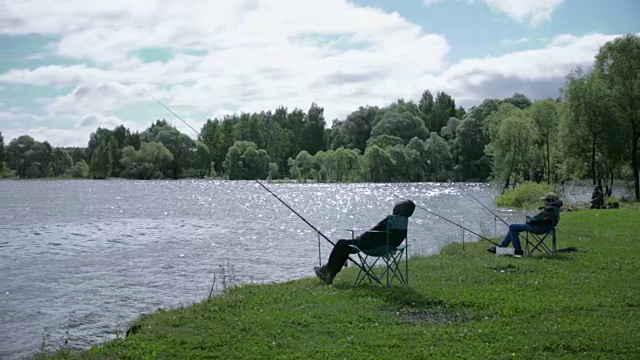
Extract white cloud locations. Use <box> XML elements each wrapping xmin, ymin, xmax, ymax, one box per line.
<box><xmin>0</xmin><ymin>1</ymin><xmax>631</xmax><ymax>147</ymax></box>
<box><xmin>423</xmin><ymin>0</ymin><xmax>564</xmax><ymax>26</ymax></box>
<box><xmin>0</xmin><ymin>0</ymin><xmax>450</xmax><ymax>125</ymax></box>
<box><xmin>422</xmin><ymin>33</ymin><xmax>622</xmax><ymax>106</ymax></box>
<box><xmin>0</xmin><ymin>111</ymin><xmax>30</xmax><ymax>122</ymax></box>
<box><xmin>500</xmin><ymin>37</ymin><xmax>530</xmax><ymax>46</ymax></box>
<box><xmin>484</xmin><ymin>0</ymin><xmax>564</xmax><ymax>26</ymax></box>
<box><xmin>2</xmin><ymin>112</ymin><xmax>137</xmax><ymax>147</ymax></box>
<box><xmin>45</xmin><ymin>82</ymin><xmax>148</xmax><ymax>115</ymax></box>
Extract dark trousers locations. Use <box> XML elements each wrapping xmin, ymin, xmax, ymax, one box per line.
<box><xmin>325</xmin><ymin>239</ymin><xmax>359</xmax><ymax>276</ymax></box>
<box><xmin>499</xmin><ymin>223</ymin><xmax>551</xmax><ymax>250</ymax></box>
<box><xmin>325</xmin><ymin>234</ymin><xmax>401</xmax><ymax>276</ymax></box>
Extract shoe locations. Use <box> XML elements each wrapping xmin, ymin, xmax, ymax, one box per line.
<box><xmin>487</xmin><ymin>246</ymin><xmax>497</xmax><ymax>254</ymax></box>
<box><xmin>314</xmin><ymin>266</ymin><xmax>334</xmax><ymax>285</ymax></box>
<box><xmin>514</xmin><ymin>249</ymin><xmax>524</xmax><ymax>257</ymax></box>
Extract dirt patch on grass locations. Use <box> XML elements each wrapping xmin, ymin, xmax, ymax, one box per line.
<box><xmin>490</xmin><ymin>264</ymin><xmax>519</xmax><ymax>273</ymax></box>
<box><xmin>396</xmin><ymin>310</ymin><xmax>461</xmax><ymax>324</ymax></box>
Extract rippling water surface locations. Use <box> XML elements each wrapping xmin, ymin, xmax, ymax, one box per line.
<box><xmin>1</xmin><ymin>180</ymin><xmax>544</xmax><ymax>359</ymax></box>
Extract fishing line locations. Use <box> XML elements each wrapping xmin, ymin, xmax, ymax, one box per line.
<box><xmin>458</xmin><ymin>185</ymin><xmax>510</xmax><ymax>226</ymax></box>
<box><xmin>394</xmin><ymin>195</ymin><xmax>499</xmax><ymax>246</ymax></box>
<box><xmin>142</xmin><ymin>90</ymin><xmax>365</xmax><ymax>269</ymax></box>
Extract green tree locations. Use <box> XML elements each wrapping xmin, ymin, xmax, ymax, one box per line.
<box><xmin>86</xmin><ymin>127</ymin><xmax>114</xmax><ymax>164</ymax></box>
<box><xmin>0</xmin><ymin>132</ymin><xmax>5</xmax><ymax>175</ymax></box>
<box><xmin>90</xmin><ymin>142</ymin><xmax>112</xmax><ymax>179</ymax></box>
<box><xmin>264</xmin><ymin>119</ymin><xmax>291</xmax><ymax>177</ymax></box>
<box><xmin>427</xmin><ymin>92</ymin><xmax>457</xmax><ymax>135</ymax></box>
<box><xmin>285</xmin><ymin>109</ymin><xmax>306</xmax><ymax>158</ymax></box>
<box><xmin>528</xmin><ymin>100</ymin><xmax>560</xmax><ymax>183</ymax></box>
<box><xmin>560</xmin><ymin>68</ymin><xmax>621</xmax><ymax>187</ymax></box>
<box><xmin>120</xmin><ymin>142</ymin><xmax>174</xmax><ymax>179</ymax></box>
<box><xmin>465</xmin><ymin>98</ymin><xmax>501</xmax><ymax>122</ymax></box>
<box><xmin>418</xmin><ymin>90</ymin><xmax>434</xmax><ymax>128</ymax></box>
<box><xmin>289</xmin><ymin>150</ymin><xmax>315</xmax><ymax>182</ymax></box>
<box><xmin>6</xmin><ymin>135</ymin><xmax>52</xmax><ymax>178</ymax></box>
<box><xmin>386</xmin><ymin>145</ymin><xmax>414</xmax><ymax>181</ymax></box>
<box><xmin>235</xmin><ymin>112</ymin><xmax>266</xmax><ymax>149</ymax></box>
<box><xmin>334</xmin><ymin>147</ymin><xmax>360</xmax><ymax>182</ymax></box>
<box><xmin>223</xmin><ymin>141</ymin><xmax>271</xmax><ymax>180</ymax></box>
<box><xmin>52</xmin><ymin>148</ymin><xmax>73</xmax><ymax>177</ymax></box>
<box><xmin>502</xmin><ymin>93</ymin><xmax>532</xmax><ymax>110</ymax></box>
<box><xmin>361</xmin><ymin>145</ymin><xmax>395</xmax><ymax>182</ymax></box>
<box><xmin>441</xmin><ymin>117</ymin><xmax>460</xmax><ymax>141</ymax></box>
<box><xmin>154</xmin><ymin>128</ymin><xmax>196</xmax><ymax>179</ymax></box>
<box><xmin>372</xmin><ymin>100</ymin><xmax>428</xmax><ymax>143</ymax></box>
<box><xmin>456</xmin><ymin>117</ymin><xmax>491</xmax><ymax>181</ymax></box>
<box><xmin>194</xmin><ymin>142</ymin><xmax>211</xmax><ymax>178</ymax></box>
<box><xmin>366</xmin><ymin>135</ymin><xmax>404</xmax><ymax>149</ymax></box>
<box><xmin>332</xmin><ymin>106</ymin><xmax>378</xmax><ymax>153</ymax></box>
<box><xmin>406</xmin><ymin>137</ymin><xmax>426</xmax><ymax>181</ymax></box>
<box><xmin>424</xmin><ymin>132</ymin><xmax>454</xmax><ymax>182</ymax></box>
<box><xmin>302</xmin><ymin>102</ymin><xmax>326</xmax><ymax>155</ymax></box>
<box><xmin>489</xmin><ymin>113</ymin><xmax>537</xmax><ymax>188</ymax></box>
<box><xmin>594</xmin><ymin>33</ymin><xmax>640</xmax><ymax>200</ymax></box>
<box><xmin>65</xmin><ymin>160</ymin><xmax>90</xmax><ymax>178</ymax></box>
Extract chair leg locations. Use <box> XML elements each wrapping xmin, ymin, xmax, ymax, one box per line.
<box><xmin>525</xmin><ymin>229</ymin><xmax>557</xmax><ymax>257</ymax></box>
<box><xmin>353</xmin><ymin>246</ymin><xmax>409</xmax><ymax>287</ymax></box>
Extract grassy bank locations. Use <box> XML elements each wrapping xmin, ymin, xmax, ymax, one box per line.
<box><xmin>36</xmin><ymin>207</ymin><xmax>640</xmax><ymax>359</ymax></box>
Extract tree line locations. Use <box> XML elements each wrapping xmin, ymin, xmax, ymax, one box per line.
<box><xmin>1</xmin><ymin>34</ymin><xmax>638</xmax><ymax>200</ymax></box>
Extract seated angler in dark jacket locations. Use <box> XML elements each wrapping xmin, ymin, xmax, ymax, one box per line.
<box><xmin>314</xmin><ymin>200</ymin><xmax>416</xmax><ymax>285</ymax></box>
<box><xmin>590</xmin><ymin>186</ymin><xmax>605</xmax><ymax>209</ymax></box>
<box><xmin>488</xmin><ymin>192</ymin><xmax>563</xmax><ymax>256</ymax></box>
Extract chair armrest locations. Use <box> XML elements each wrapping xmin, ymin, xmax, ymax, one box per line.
<box><xmin>344</xmin><ymin>229</ymin><xmax>391</xmax><ymax>239</ymax></box>
<box><xmin>344</xmin><ymin>229</ymin><xmax>355</xmax><ymax>239</ymax></box>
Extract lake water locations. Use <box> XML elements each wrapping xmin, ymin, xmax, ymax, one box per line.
<box><xmin>0</xmin><ymin>180</ymin><xmax>589</xmax><ymax>359</ymax></box>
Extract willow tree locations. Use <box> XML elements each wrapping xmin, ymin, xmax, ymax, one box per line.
<box><xmin>361</xmin><ymin>145</ymin><xmax>395</xmax><ymax>182</ymax></box>
<box><xmin>334</xmin><ymin>147</ymin><xmax>360</xmax><ymax>182</ymax></box>
<box><xmin>424</xmin><ymin>132</ymin><xmax>453</xmax><ymax>182</ymax></box>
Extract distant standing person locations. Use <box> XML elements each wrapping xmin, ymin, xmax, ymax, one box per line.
<box><xmin>488</xmin><ymin>192</ymin><xmax>563</xmax><ymax>256</ymax></box>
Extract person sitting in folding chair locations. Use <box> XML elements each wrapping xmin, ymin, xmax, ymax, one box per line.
<box><xmin>590</xmin><ymin>186</ymin><xmax>604</xmax><ymax>209</ymax></box>
<box><xmin>487</xmin><ymin>192</ymin><xmax>563</xmax><ymax>257</ymax></box>
<box><xmin>314</xmin><ymin>200</ymin><xmax>415</xmax><ymax>285</ymax></box>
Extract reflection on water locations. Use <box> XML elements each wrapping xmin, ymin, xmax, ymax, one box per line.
<box><xmin>0</xmin><ymin>179</ymin><xmax>583</xmax><ymax>359</ymax></box>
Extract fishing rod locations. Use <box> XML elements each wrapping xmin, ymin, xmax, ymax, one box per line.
<box><xmin>458</xmin><ymin>185</ymin><xmax>510</xmax><ymax>226</ymax></box>
<box><xmin>395</xmin><ymin>195</ymin><xmax>500</xmax><ymax>246</ymax></box>
<box><xmin>142</xmin><ymin>90</ymin><xmax>365</xmax><ymax>269</ymax></box>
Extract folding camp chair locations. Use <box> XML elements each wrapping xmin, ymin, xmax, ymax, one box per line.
<box><xmin>524</xmin><ymin>209</ymin><xmax>560</xmax><ymax>257</ymax></box>
<box><xmin>524</xmin><ymin>226</ymin><xmax>557</xmax><ymax>256</ymax></box>
<box><xmin>348</xmin><ymin>215</ymin><xmax>409</xmax><ymax>287</ymax></box>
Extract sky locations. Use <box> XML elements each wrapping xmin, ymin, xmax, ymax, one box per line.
<box><xmin>0</xmin><ymin>0</ymin><xmax>639</xmax><ymax>147</ymax></box>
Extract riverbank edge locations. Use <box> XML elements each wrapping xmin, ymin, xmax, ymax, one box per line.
<box><xmin>34</xmin><ymin>205</ymin><xmax>640</xmax><ymax>359</ymax></box>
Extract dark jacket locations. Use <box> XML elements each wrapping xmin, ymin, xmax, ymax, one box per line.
<box><xmin>357</xmin><ymin>200</ymin><xmax>415</xmax><ymax>249</ymax></box>
<box><xmin>527</xmin><ymin>200</ymin><xmax>563</xmax><ymax>227</ymax></box>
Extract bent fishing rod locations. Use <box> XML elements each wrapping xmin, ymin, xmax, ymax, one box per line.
<box><xmin>143</xmin><ymin>90</ymin><xmax>365</xmax><ymax>267</ymax></box>
<box><xmin>394</xmin><ymin>195</ymin><xmax>499</xmax><ymax>246</ymax></box>
<box><xmin>458</xmin><ymin>185</ymin><xmax>510</xmax><ymax>226</ymax></box>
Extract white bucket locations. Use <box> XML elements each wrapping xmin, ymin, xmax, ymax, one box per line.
<box><xmin>496</xmin><ymin>247</ymin><xmax>515</xmax><ymax>256</ymax></box>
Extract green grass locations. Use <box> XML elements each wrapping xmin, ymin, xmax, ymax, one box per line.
<box><xmin>35</xmin><ymin>207</ymin><xmax>640</xmax><ymax>360</ymax></box>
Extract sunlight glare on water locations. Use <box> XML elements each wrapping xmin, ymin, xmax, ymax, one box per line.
<box><xmin>0</xmin><ymin>179</ymin><xmax>541</xmax><ymax>359</ymax></box>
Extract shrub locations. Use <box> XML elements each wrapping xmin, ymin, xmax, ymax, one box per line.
<box><xmin>495</xmin><ymin>182</ymin><xmax>557</xmax><ymax>209</ymax></box>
